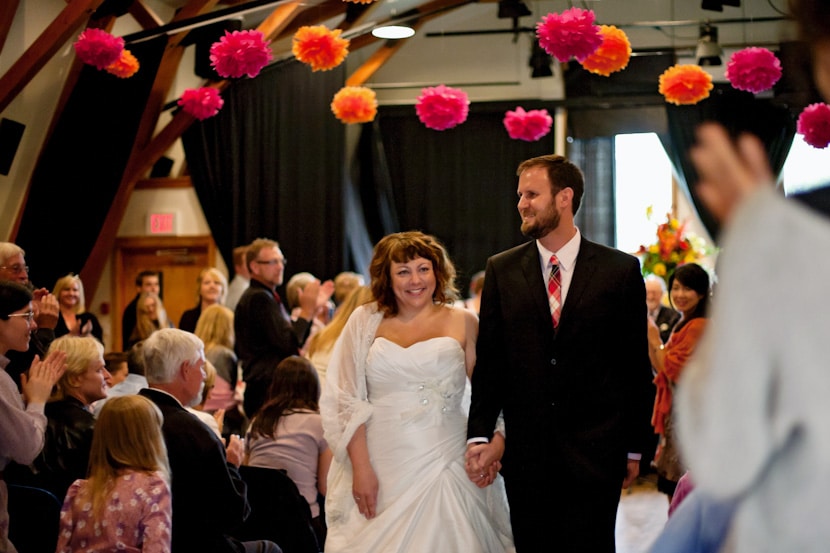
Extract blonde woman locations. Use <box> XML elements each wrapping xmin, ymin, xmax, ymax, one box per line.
<box><xmin>127</xmin><ymin>292</ymin><xmax>172</xmax><ymax>350</ymax></box>
<box><xmin>194</xmin><ymin>304</ymin><xmax>244</xmax><ymax>435</ymax></box>
<box><xmin>52</xmin><ymin>273</ymin><xmax>103</xmax><ymax>345</ymax></box>
<box><xmin>305</xmin><ymin>285</ymin><xmax>372</xmax><ymax>389</ymax></box>
<box><xmin>56</xmin><ymin>395</ymin><xmax>172</xmax><ymax>553</ymax></box>
<box><xmin>7</xmin><ymin>336</ymin><xmax>109</xmax><ymax>500</ymax></box>
<box><xmin>179</xmin><ymin>268</ymin><xmax>228</xmax><ymax>333</ymax></box>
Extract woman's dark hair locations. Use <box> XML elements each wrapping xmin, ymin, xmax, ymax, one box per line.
<box><xmin>669</xmin><ymin>263</ymin><xmax>710</xmax><ymax>329</ymax></box>
<box><xmin>248</xmin><ymin>356</ymin><xmax>320</xmax><ymax>440</ymax></box>
<box><xmin>0</xmin><ymin>281</ymin><xmax>32</xmax><ymax>319</ymax></box>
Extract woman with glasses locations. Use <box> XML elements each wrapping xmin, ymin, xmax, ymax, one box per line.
<box><xmin>0</xmin><ymin>281</ymin><xmax>67</xmax><ymax>553</ymax></box>
<box><xmin>52</xmin><ymin>274</ymin><xmax>104</xmax><ymax>346</ymax></box>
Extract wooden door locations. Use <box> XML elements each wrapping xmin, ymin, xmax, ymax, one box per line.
<box><xmin>113</xmin><ymin>236</ymin><xmax>215</xmax><ymax>351</ymax></box>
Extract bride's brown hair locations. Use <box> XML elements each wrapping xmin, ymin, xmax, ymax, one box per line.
<box><xmin>369</xmin><ymin>231</ymin><xmax>458</xmax><ymax>316</ymax></box>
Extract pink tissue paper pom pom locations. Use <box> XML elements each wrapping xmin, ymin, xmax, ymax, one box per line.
<box><xmin>210</xmin><ymin>30</ymin><xmax>273</xmax><ymax>79</ymax></box>
<box><xmin>797</xmin><ymin>103</ymin><xmax>830</xmax><ymax>149</ymax></box>
<box><xmin>725</xmin><ymin>47</ymin><xmax>782</xmax><ymax>94</ymax></box>
<box><xmin>73</xmin><ymin>28</ymin><xmax>124</xmax><ymax>70</ymax></box>
<box><xmin>178</xmin><ymin>87</ymin><xmax>225</xmax><ymax>120</ymax></box>
<box><xmin>503</xmin><ymin>107</ymin><xmax>553</xmax><ymax>141</ymax></box>
<box><xmin>536</xmin><ymin>7</ymin><xmax>602</xmax><ymax>63</ymax></box>
<box><xmin>415</xmin><ymin>85</ymin><xmax>470</xmax><ymax>131</ymax></box>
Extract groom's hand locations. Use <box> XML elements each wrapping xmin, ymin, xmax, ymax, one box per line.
<box><xmin>465</xmin><ymin>442</ymin><xmax>503</xmax><ymax>488</ymax></box>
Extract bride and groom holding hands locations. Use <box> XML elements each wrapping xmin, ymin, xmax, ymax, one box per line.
<box><xmin>320</xmin><ymin>154</ymin><xmax>653</xmax><ymax>553</ymax></box>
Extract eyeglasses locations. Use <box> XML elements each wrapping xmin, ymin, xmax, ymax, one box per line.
<box><xmin>7</xmin><ymin>311</ymin><xmax>35</xmax><ymax>323</ymax></box>
<box><xmin>255</xmin><ymin>258</ymin><xmax>287</xmax><ymax>266</ymax></box>
<box><xmin>0</xmin><ymin>264</ymin><xmax>28</xmax><ymax>274</ymax></box>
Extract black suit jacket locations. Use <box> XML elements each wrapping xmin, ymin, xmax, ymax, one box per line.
<box><xmin>139</xmin><ymin>388</ymin><xmax>250</xmax><ymax>553</ymax></box>
<box><xmin>468</xmin><ymin>237</ymin><xmax>653</xmax><ymax>486</ymax></box>
<box><xmin>654</xmin><ymin>305</ymin><xmax>681</xmax><ymax>344</ymax></box>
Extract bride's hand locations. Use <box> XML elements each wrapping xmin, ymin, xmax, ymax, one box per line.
<box><xmin>352</xmin><ymin>463</ymin><xmax>379</xmax><ymax>519</ymax></box>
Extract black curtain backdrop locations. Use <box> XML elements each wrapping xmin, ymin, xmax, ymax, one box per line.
<box><xmin>182</xmin><ymin>61</ymin><xmax>346</xmax><ymax>284</ymax></box>
<box><xmin>661</xmin><ymin>84</ymin><xmax>797</xmax><ymax>241</ymax></box>
<box><xmin>368</xmin><ymin>101</ymin><xmax>555</xmax><ymax>294</ymax></box>
<box><xmin>16</xmin><ymin>37</ymin><xmax>168</xmax><ymax>289</ymax></box>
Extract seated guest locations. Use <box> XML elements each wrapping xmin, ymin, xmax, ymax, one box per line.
<box><xmin>92</xmin><ymin>342</ymin><xmax>148</xmax><ymax>417</ymax></box>
<box><xmin>245</xmin><ymin>356</ymin><xmax>332</xmax><ymax>547</ymax></box>
<box><xmin>126</xmin><ymin>292</ymin><xmax>171</xmax><ymax>350</ymax></box>
<box><xmin>332</xmin><ymin>271</ymin><xmax>364</xmax><ymax>307</ymax></box>
<box><xmin>103</xmin><ymin>351</ymin><xmax>129</xmax><ymax>388</ymax></box>
<box><xmin>52</xmin><ymin>273</ymin><xmax>104</xmax><ymax>346</ymax></box>
<box><xmin>138</xmin><ymin>328</ymin><xmax>281</xmax><ymax>553</ymax></box>
<box><xmin>179</xmin><ymin>268</ymin><xmax>228</xmax><ymax>333</ymax></box>
<box><xmin>0</xmin><ymin>281</ymin><xmax>67</xmax><ymax>553</ymax></box>
<box><xmin>56</xmin><ymin>395</ymin><xmax>172</xmax><ymax>553</ymax></box>
<box><xmin>194</xmin><ymin>304</ymin><xmax>245</xmax><ymax>437</ymax></box>
<box><xmin>7</xmin><ymin>336</ymin><xmax>109</xmax><ymax>500</ymax></box>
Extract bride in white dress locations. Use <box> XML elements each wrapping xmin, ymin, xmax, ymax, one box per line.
<box><xmin>320</xmin><ymin>231</ymin><xmax>514</xmax><ymax>552</ymax></box>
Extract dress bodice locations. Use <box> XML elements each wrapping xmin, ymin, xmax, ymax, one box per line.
<box><xmin>366</xmin><ymin>336</ymin><xmax>466</xmax><ymax>421</ymax></box>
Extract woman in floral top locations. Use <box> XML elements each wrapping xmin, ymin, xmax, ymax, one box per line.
<box><xmin>56</xmin><ymin>395</ymin><xmax>172</xmax><ymax>553</ymax></box>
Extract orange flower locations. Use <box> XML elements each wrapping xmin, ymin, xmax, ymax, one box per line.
<box><xmin>331</xmin><ymin>86</ymin><xmax>377</xmax><ymax>124</ymax></box>
<box><xmin>105</xmin><ymin>49</ymin><xmax>139</xmax><ymax>78</ymax></box>
<box><xmin>292</xmin><ymin>26</ymin><xmax>349</xmax><ymax>72</ymax></box>
<box><xmin>659</xmin><ymin>64</ymin><xmax>713</xmax><ymax>105</ymax></box>
<box><xmin>580</xmin><ymin>25</ymin><xmax>631</xmax><ymax>76</ymax></box>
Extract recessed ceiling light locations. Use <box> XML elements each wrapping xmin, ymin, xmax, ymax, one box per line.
<box><xmin>371</xmin><ymin>25</ymin><xmax>415</xmax><ymax>39</ymax></box>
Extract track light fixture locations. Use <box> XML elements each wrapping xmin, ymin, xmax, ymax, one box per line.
<box><xmin>701</xmin><ymin>0</ymin><xmax>740</xmax><ymax>11</ymax></box>
<box><xmin>695</xmin><ymin>24</ymin><xmax>723</xmax><ymax>66</ymax></box>
<box><xmin>497</xmin><ymin>0</ymin><xmax>531</xmax><ymax>20</ymax></box>
<box><xmin>529</xmin><ymin>41</ymin><xmax>553</xmax><ymax>79</ymax></box>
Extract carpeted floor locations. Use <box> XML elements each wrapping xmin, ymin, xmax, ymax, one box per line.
<box><xmin>616</xmin><ymin>475</ymin><xmax>669</xmax><ymax>553</ymax></box>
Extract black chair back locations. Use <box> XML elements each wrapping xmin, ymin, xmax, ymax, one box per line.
<box><xmin>7</xmin><ymin>484</ymin><xmax>62</xmax><ymax>553</ymax></box>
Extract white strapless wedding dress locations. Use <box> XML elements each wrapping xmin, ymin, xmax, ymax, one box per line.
<box><xmin>324</xmin><ymin>336</ymin><xmax>514</xmax><ymax>552</ymax></box>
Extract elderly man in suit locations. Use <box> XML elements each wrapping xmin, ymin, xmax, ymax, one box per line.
<box><xmin>645</xmin><ymin>274</ymin><xmax>681</xmax><ymax>344</ymax></box>
<box><xmin>466</xmin><ymin>154</ymin><xmax>653</xmax><ymax>552</ymax></box>
<box><xmin>139</xmin><ymin>328</ymin><xmax>281</xmax><ymax>553</ymax></box>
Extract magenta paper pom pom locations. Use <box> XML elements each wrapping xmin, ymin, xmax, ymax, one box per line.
<box><xmin>725</xmin><ymin>47</ymin><xmax>782</xmax><ymax>94</ymax></box>
<box><xmin>415</xmin><ymin>85</ymin><xmax>470</xmax><ymax>131</ymax></box>
<box><xmin>210</xmin><ymin>30</ymin><xmax>273</xmax><ymax>79</ymax></box>
<box><xmin>73</xmin><ymin>28</ymin><xmax>124</xmax><ymax>70</ymax></box>
<box><xmin>797</xmin><ymin>103</ymin><xmax>830</xmax><ymax>148</ymax></box>
<box><xmin>503</xmin><ymin>107</ymin><xmax>553</xmax><ymax>141</ymax></box>
<box><xmin>536</xmin><ymin>7</ymin><xmax>602</xmax><ymax>63</ymax></box>
<box><xmin>178</xmin><ymin>87</ymin><xmax>225</xmax><ymax>120</ymax></box>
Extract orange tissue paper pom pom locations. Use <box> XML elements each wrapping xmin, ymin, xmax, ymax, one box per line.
<box><xmin>293</xmin><ymin>26</ymin><xmax>350</xmax><ymax>71</ymax></box>
<box><xmin>659</xmin><ymin>64</ymin><xmax>713</xmax><ymax>105</ymax></box>
<box><xmin>105</xmin><ymin>49</ymin><xmax>140</xmax><ymax>78</ymax></box>
<box><xmin>331</xmin><ymin>86</ymin><xmax>378</xmax><ymax>124</ymax></box>
<box><xmin>580</xmin><ymin>25</ymin><xmax>631</xmax><ymax>77</ymax></box>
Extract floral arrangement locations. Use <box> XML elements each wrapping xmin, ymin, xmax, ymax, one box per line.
<box><xmin>415</xmin><ymin>85</ymin><xmax>469</xmax><ymax>130</ymax></box>
<box><xmin>331</xmin><ymin>86</ymin><xmax>377</xmax><ymax>124</ymax></box>
<box><xmin>638</xmin><ymin>210</ymin><xmax>710</xmax><ymax>282</ymax></box>
<box><xmin>210</xmin><ymin>30</ymin><xmax>272</xmax><ymax>79</ymax></box>
<box><xmin>178</xmin><ymin>87</ymin><xmax>224</xmax><ymax>120</ymax></box>
<box><xmin>292</xmin><ymin>26</ymin><xmax>350</xmax><ymax>71</ymax></box>
<box><xmin>536</xmin><ymin>8</ymin><xmax>602</xmax><ymax>63</ymax></box>
<box><xmin>797</xmin><ymin>102</ymin><xmax>830</xmax><ymax>148</ymax></box>
<box><xmin>725</xmin><ymin>47</ymin><xmax>782</xmax><ymax>93</ymax></box>
<box><xmin>105</xmin><ymin>49</ymin><xmax>139</xmax><ymax>78</ymax></box>
<box><xmin>580</xmin><ymin>25</ymin><xmax>631</xmax><ymax>76</ymax></box>
<box><xmin>74</xmin><ymin>29</ymin><xmax>124</xmax><ymax>70</ymax></box>
<box><xmin>658</xmin><ymin>64</ymin><xmax>713</xmax><ymax>105</ymax></box>
<box><xmin>503</xmin><ymin>107</ymin><xmax>552</xmax><ymax>141</ymax></box>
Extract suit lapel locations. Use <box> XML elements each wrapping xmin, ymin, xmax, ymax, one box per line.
<box><xmin>519</xmin><ymin>242</ymin><xmax>555</xmax><ymax>329</ymax></box>
<box><xmin>558</xmin><ymin>237</ymin><xmax>597</xmax><ymax>330</ymax></box>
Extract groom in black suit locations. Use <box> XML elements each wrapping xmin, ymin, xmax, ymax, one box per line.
<box><xmin>466</xmin><ymin>154</ymin><xmax>653</xmax><ymax>552</ymax></box>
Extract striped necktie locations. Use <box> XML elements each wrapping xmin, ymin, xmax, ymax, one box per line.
<box><xmin>548</xmin><ymin>254</ymin><xmax>561</xmax><ymax>328</ymax></box>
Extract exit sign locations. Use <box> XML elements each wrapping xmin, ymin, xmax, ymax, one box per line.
<box><xmin>147</xmin><ymin>211</ymin><xmax>178</xmax><ymax>235</ymax></box>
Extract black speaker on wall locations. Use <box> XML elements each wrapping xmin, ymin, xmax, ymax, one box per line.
<box><xmin>0</xmin><ymin>118</ymin><xmax>25</xmax><ymax>176</ymax></box>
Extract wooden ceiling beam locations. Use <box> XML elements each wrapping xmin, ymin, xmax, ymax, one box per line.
<box><xmin>129</xmin><ymin>0</ymin><xmax>164</xmax><ymax>29</ymax></box>
<box><xmin>0</xmin><ymin>0</ymin><xmax>20</xmax><ymax>58</ymax></box>
<box><xmin>0</xmin><ymin>0</ymin><xmax>107</xmax><ymax>113</ymax></box>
